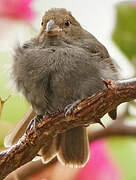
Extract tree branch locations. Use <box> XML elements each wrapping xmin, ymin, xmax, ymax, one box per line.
<box><xmin>6</xmin><ymin>119</ymin><xmax>136</xmax><ymax>180</ymax></box>
<box><xmin>0</xmin><ymin>78</ymin><xmax>136</xmax><ymax>179</ymax></box>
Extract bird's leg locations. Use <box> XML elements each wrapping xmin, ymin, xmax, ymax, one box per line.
<box><xmin>26</xmin><ymin>114</ymin><xmax>43</xmax><ymax>133</ymax></box>
<box><xmin>64</xmin><ymin>100</ymin><xmax>81</xmax><ymax>116</ymax></box>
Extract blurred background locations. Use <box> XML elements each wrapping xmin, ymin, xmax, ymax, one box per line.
<box><xmin>0</xmin><ymin>0</ymin><xmax>136</xmax><ymax>179</ymax></box>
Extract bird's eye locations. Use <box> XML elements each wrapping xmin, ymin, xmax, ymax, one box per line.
<box><xmin>65</xmin><ymin>20</ymin><xmax>70</xmax><ymax>27</ymax></box>
<box><xmin>41</xmin><ymin>22</ymin><xmax>43</xmax><ymax>26</ymax></box>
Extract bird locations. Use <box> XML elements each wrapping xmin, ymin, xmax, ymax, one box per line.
<box><xmin>4</xmin><ymin>8</ymin><xmax>119</xmax><ymax>167</ymax></box>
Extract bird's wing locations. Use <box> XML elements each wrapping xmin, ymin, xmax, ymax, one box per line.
<box><xmin>4</xmin><ymin>107</ymin><xmax>35</xmax><ymax>147</ymax></box>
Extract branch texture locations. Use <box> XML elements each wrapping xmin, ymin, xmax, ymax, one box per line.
<box><xmin>0</xmin><ymin>78</ymin><xmax>136</xmax><ymax>179</ymax></box>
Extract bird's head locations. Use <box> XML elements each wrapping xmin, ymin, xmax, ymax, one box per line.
<box><xmin>38</xmin><ymin>8</ymin><xmax>82</xmax><ymax>40</ymax></box>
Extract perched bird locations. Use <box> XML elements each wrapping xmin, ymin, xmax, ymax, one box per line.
<box><xmin>5</xmin><ymin>8</ymin><xmax>119</xmax><ymax>167</ymax></box>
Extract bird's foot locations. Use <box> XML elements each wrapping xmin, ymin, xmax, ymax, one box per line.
<box><xmin>26</xmin><ymin>115</ymin><xmax>43</xmax><ymax>134</ymax></box>
<box><xmin>64</xmin><ymin>100</ymin><xmax>81</xmax><ymax>116</ymax></box>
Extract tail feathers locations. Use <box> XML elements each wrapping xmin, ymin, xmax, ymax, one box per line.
<box><xmin>33</xmin><ymin>136</ymin><xmax>60</xmax><ymax>164</ymax></box>
<box><xmin>57</xmin><ymin>127</ymin><xmax>89</xmax><ymax>168</ymax></box>
<box><xmin>4</xmin><ymin>107</ymin><xmax>35</xmax><ymax>147</ymax></box>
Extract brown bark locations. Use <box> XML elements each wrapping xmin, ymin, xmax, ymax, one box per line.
<box><xmin>0</xmin><ymin>78</ymin><xmax>136</xmax><ymax>179</ymax></box>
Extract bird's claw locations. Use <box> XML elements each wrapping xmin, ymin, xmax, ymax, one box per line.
<box><xmin>26</xmin><ymin>115</ymin><xmax>43</xmax><ymax>134</ymax></box>
<box><xmin>64</xmin><ymin>100</ymin><xmax>81</xmax><ymax>116</ymax></box>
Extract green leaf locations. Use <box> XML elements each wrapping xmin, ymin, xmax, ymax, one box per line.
<box><xmin>108</xmin><ymin>136</ymin><xmax>136</xmax><ymax>180</ymax></box>
<box><xmin>112</xmin><ymin>2</ymin><xmax>136</xmax><ymax>62</ymax></box>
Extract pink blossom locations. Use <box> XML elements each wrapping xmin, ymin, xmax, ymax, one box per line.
<box><xmin>0</xmin><ymin>0</ymin><xmax>35</xmax><ymax>22</ymax></box>
<box><xmin>75</xmin><ymin>139</ymin><xmax>123</xmax><ymax>180</ymax></box>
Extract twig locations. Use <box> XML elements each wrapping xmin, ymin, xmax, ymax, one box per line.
<box><xmin>6</xmin><ymin>119</ymin><xmax>136</xmax><ymax>179</ymax></box>
<box><xmin>89</xmin><ymin>120</ymin><xmax>136</xmax><ymax>142</ymax></box>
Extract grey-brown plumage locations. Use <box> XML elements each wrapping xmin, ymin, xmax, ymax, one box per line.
<box><xmin>8</xmin><ymin>8</ymin><xmax>119</xmax><ymax>167</ymax></box>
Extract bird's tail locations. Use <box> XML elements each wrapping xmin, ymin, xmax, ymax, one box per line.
<box><xmin>57</xmin><ymin>126</ymin><xmax>89</xmax><ymax>167</ymax></box>
<box><xmin>39</xmin><ymin>136</ymin><xmax>60</xmax><ymax>163</ymax></box>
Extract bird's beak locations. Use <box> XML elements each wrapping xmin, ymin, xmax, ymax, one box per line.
<box><xmin>46</xmin><ymin>20</ymin><xmax>62</xmax><ymax>36</ymax></box>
